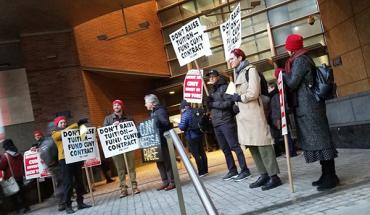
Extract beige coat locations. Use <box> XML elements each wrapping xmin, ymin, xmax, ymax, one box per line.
<box><xmin>234</xmin><ymin>65</ymin><xmax>274</xmax><ymax>146</ymax></box>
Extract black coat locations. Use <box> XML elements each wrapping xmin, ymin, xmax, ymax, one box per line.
<box><xmin>208</xmin><ymin>77</ymin><xmax>235</xmax><ymax>127</ymax></box>
<box><xmin>283</xmin><ymin>56</ymin><xmax>333</xmax><ymax>151</ymax></box>
<box><xmin>151</xmin><ymin>105</ymin><xmax>171</xmax><ymax>145</ymax></box>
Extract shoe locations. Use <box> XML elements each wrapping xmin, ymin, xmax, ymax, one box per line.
<box><xmin>313</xmin><ymin>175</ymin><xmax>339</xmax><ymax>186</ymax></box>
<box><xmin>317</xmin><ymin>174</ymin><xmax>338</xmax><ymax>191</ymax></box>
<box><xmin>249</xmin><ymin>174</ymin><xmax>269</xmax><ymax>188</ymax></box>
<box><xmin>199</xmin><ymin>173</ymin><xmax>209</xmax><ymax>178</ymax></box>
<box><xmin>106</xmin><ymin>178</ymin><xmax>115</xmax><ymax>184</ymax></box>
<box><xmin>164</xmin><ymin>184</ymin><xmax>176</xmax><ymax>191</ymax></box>
<box><xmin>261</xmin><ymin>175</ymin><xmax>282</xmax><ymax>191</ymax></box>
<box><xmin>120</xmin><ymin>190</ymin><xmax>128</xmax><ymax>198</ymax></box>
<box><xmin>133</xmin><ymin>188</ymin><xmax>141</xmax><ymax>194</ymax></box>
<box><xmin>65</xmin><ymin>206</ymin><xmax>75</xmax><ymax>214</ymax></box>
<box><xmin>77</xmin><ymin>203</ymin><xmax>92</xmax><ymax>210</ymax></box>
<box><xmin>222</xmin><ymin>172</ymin><xmax>238</xmax><ymax>181</ymax></box>
<box><xmin>58</xmin><ymin>204</ymin><xmax>66</xmax><ymax>211</ymax></box>
<box><xmin>157</xmin><ymin>184</ymin><xmax>169</xmax><ymax>191</ymax></box>
<box><xmin>23</xmin><ymin>207</ymin><xmax>31</xmax><ymax>214</ymax></box>
<box><xmin>233</xmin><ymin>170</ymin><xmax>251</xmax><ymax>182</ymax></box>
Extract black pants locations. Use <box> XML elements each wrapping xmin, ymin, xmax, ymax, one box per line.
<box><xmin>156</xmin><ymin>142</ymin><xmax>174</xmax><ymax>185</ymax></box>
<box><xmin>188</xmin><ymin>138</ymin><xmax>208</xmax><ymax>175</ymax></box>
<box><xmin>214</xmin><ymin>122</ymin><xmax>248</xmax><ymax>174</ymax></box>
<box><xmin>59</xmin><ymin>159</ymin><xmax>85</xmax><ymax>206</ymax></box>
<box><xmin>11</xmin><ymin>179</ymin><xmax>29</xmax><ymax>212</ymax></box>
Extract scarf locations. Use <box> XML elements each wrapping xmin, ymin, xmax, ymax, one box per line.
<box><xmin>234</xmin><ymin>60</ymin><xmax>250</xmax><ymax>79</ymax></box>
<box><xmin>284</xmin><ymin>48</ymin><xmax>308</xmax><ymax>74</ymax></box>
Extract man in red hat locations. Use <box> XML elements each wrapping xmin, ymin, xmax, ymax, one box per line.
<box><xmin>103</xmin><ymin>99</ymin><xmax>140</xmax><ymax>198</ymax></box>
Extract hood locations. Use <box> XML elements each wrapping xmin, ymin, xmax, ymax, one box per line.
<box><xmin>214</xmin><ymin>76</ymin><xmax>228</xmax><ymax>89</ymax></box>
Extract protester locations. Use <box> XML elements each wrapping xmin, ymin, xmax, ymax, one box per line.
<box><xmin>103</xmin><ymin>100</ymin><xmax>140</xmax><ymax>197</ymax></box>
<box><xmin>178</xmin><ymin>100</ymin><xmax>208</xmax><ymax>177</ymax></box>
<box><xmin>144</xmin><ymin>94</ymin><xmax>175</xmax><ymax>191</ymax></box>
<box><xmin>230</xmin><ymin>48</ymin><xmax>282</xmax><ymax>191</ymax></box>
<box><xmin>0</xmin><ymin>139</ymin><xmax>30</xmax><ymax>213</ymax></box>
<box><xmin>275</xmin><ymin>34</ymin><xmax>339</xmax><ymax>191</ymax></box>
<box><xmin>205</xmin><ymin>70</ymin><xmax>251</xmax><ymax>182</ymax></box>
<box><xmin>96</xmin><ymin>137</ymin><xmax>115</xmax><ymax>184</ymax></box>
<box><xmin>52</xmin><ymin>116</ymin><xmax>91</xmax><ymax>214</ymax></box>
<box><xmin>31</xmin><ymin>130</ymin><xmax>44</xmax><ymax>148</ymax></box>
<box><xmin>268</xmin><ymin>81</ymin><xmax>298</xmax><ymax>157</ymax></box>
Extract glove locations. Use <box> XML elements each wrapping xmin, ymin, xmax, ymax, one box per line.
<box><xmin>77</xmin><ymin>118</ymin><xmax>89</xmax><ymax>126</ymax></box>
<box><xmin>274</xmin><ymin>68</ymin><xmax>284</xmax><ymax>79</ymax></box>
<box><xmin>232</xmin><ymin>94</ymin><xmax>241</xmax><ymax>102</ymax></box>
<box><xmin>232</xmin><ymin>104</ymin><xmax>240</xmax><ymax>115</ymax></box>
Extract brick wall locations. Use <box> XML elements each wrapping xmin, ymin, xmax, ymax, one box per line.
<box><xmin>319</xmin><ymin>0</ymin><xmax>370</xmax><ymax>96</ymax></box>
<box><xmin>21</xmin><ymin>31</ymin><xmax>89</xmax><ymax>131</ymax></box>
<box><xmin>74</xmin><ymin>1</ymin><xmax>170</xmax><ymax>76</ymax></box>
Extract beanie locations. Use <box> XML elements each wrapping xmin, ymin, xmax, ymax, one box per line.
<box><xmin>285</xmin><ymin>34</ymin><xmax>303</xmax><ymax>52</ymax></box>
<box><xmin>33</xmin><ymin>130</ymin><xmax>44</xmax><ymax>137</ymax></box>
<box><xmin>112</xmin><ymin>100</ymin><xmax>124</xmax><ymax>108</ymax></box>
<box><xmin>180</xmin><ymin>100</ymin><xmax>190</xmax><ymax>109</ymax></box>
<box><xmin>54</xmin><ymin>116</ymin><xmax>66</xmax><ymax>127</ymax></box>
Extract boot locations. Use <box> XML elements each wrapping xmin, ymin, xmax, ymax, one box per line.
<box><xmin>312</xmin><ymin>161</ymin><xmax>325</xmax><ymax>186</ymax></box>
<box><xmin>249</xmin><ymin>174</ymin><xmax>269</xmax><ymax>188</ymax></box>
<box><xmin>261</xmin><ymin>175</ymin><xmax>282</xmax><ymax>191</ymax></box>
<box><xmin>317</xmin><ymin>160</ymin><xmax>339</xmax><ymax>191</ymax></box>
<box><xmin>77</xmin><ymin>202</ymin><xmax>92</xmax><ymax>210</ymax></box>
<box><xmin>65</xmin><ymin>206</ymin><xmax>75</xmax><ymax>214</ymax></box>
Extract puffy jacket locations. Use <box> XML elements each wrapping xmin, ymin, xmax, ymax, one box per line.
<box><xmin>208</xmin><ymin>77</ymin><xmax>235</xmax><ymax>127</ymax></box>
<box><xmin>178</xmin><ymin>108</ymin><xmax>202</xmax><ymax>141</ymax></box>
<box><xmin>0</xmin><ymin>152</ymin><xmax>24</xmax><ymax>180</ymax></box>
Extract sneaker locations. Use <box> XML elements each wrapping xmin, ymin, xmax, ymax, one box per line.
<box><xmin>65</xmin><ymin>206</ymin><xmax>75</xmax><ymax>214</ymax></box>
<box><xmin>120</xmin><ymin>190</ymin><xmax>128</xmax><ymax>198</ymax></box>
<box><xmin>222</xmin><ymin>172</ymin><xmax>238</xmax><ymax>181</ymax></box>
<box><xmin>58</xmin><ymin>204</ymin><xmax>66</xmax><ymax>211</ymax></box>
<box><xmin>199</xmin><ymin>173</ymin><xmax>209</xmax><ymax>178</ymax></box>
<box><xmin>233</xmin><ymin>171</ymin><xmax>251</xmax><ymax>182</ymax></box>
<box><xmin>156</xmin><ymin>184</ymin><xmax>169</xmax><ymax>191</ymax></box>
<box><xmin>133</xmin><ymin>188</ymin><xmax>141</xmax><ymax>194</ymax></box>
<box><xmin>164</xmin><ymin>184</ymin><xmax>176</xmax><ymax>191</ymax></box>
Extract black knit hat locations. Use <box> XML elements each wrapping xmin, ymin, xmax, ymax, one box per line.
<box><xmin>2</xmin><ymin>139</ymin><xmax>18</xmax><ymax>153</ymax></box>
<box><xmin>180</xmin><ymin>100</ymin><xmax>190</xmax><ymax>109</ymax></box>
<box><xmin>206</xmin><ymin>69</ymin><xmax>219</xmax><ymax>76</ymax></box>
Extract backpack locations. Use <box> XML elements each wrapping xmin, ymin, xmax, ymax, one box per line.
<box><xmin>302</xmin><ymin>55</ymin><xmax>335</xmax><ymax>101</ymax></box>
<box><xmin>39</xmin><ymin>136</ymin><xmax>58</xmax><ymax>167</ymax></box>
<box><xmin>189</xmin><ymin>108</ymin><xmax>210</xmax><ymax>133</ymax></box>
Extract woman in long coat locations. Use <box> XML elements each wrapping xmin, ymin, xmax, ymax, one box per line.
<box><xmin>230</xmin><ymin>48</ymin><xmax>282</xmax><ymax>191</ymax></box>
<box><xmin>277</xmin><ymin>34</ymin><xmax>339</xmax><ymax>191</ymax></box>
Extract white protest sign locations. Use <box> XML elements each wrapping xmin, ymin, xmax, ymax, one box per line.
<box><xmin>220</xmin><ymin>3</ymin><xmax>241</xmax><ymax>60</ymax></box>
<box><xmin>278</xmin><ymin>72</ymin><xmax>288</xmax><ymax>135</ymax></box>
<box><xmin>183</xmin><ymin>69</ymin><xmax>204</xmax><ymax>103</ymax></box>
<box><xmin>170</xmin><ymin>18</ymin><xmax>212</xmax><ymax>66</ymax></box>
<box><xmin>61</xmin><ymin>127</ymin><xmax>98</xmax><ymax>164</ymax></box>
<box><xmin>98</xmin><ymin>121</ymin><xmax>140</xmax><ymax>158</ymax></box>
<box><xmin>24</xmin><ymin>150</ymin><xmax>41</xmax><ymax>179</ymax></box>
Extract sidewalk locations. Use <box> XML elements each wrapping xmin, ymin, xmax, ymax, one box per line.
<box><xmin>27</xmin><ymin>148</ymin><xmax>370</xmax><ymax>215</ymax></box>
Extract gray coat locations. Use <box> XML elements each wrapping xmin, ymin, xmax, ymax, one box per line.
<box><xmin>283</xmin><ymin>56</ymin><xmax>333</xmax><ymax>151</ymax></box>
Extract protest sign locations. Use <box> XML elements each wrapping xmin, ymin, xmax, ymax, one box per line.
<box><xmin>98</xmin><ymin>121</ymin><xmax>140</xmax><ymax>158</ymax></box>
<box><xmin>142</xmin><ymin>146</ymin><xmax>162</xmax><ymax>162</ymax></box>
<box><xmin>277</xmin><ymin>72</ymin><xmax>288</xmax><ymax>135</ymax></box>
<box><xmin>170</xmin><ymin>18</ymin><xmax>212</xmax><ymax>66</ymax></box>
<box><xmin>138</xmin><ymin>118</ymin><xmax>161</xmax><ymax>148</ymax></box>
<box><xmin>84</xmin><ymin>149</ymin><xmax>101</xmax><ymax>168</ymax></box>
<box><xmin>220</xmin><ymin>3</ymin><xmax>241</xmax><ymax>60</ymax></box>
<box><xmin>24</xmin><ymin>150</ymin><xmax>41</xmax><ymax>179</ymax></box>
<box><xmin>62</xmin><ymin>127</ymin><xmax>98</xmax><ymax>164</ymax></box>
<box><xmin>183</xmin><ymin>69</ymin><xmax>204</xmax><ymax>103</ymax></box>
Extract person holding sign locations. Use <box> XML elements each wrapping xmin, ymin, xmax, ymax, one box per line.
<box><xmin>205</xmin><ymin>70</ymin><xmax>251</xmax><ymax>182</ymax></box>
<box><xmin>103</xmin><ymin>99</ymin><xmax>140</xmax><ymax>198</ymax></box>
<box><xmin>178</xmin><ymin>100</ymin><xmax>208</xmax><ymax>177</ymax></box>
<box><xmin>52</xmin><ymin>116</ymin><xmax>91</xmax><ymax>214</ymax></box>
<box><xmin>275</xmin><ymin>34</ymin><xmax>338</xmax><ymax>191</ymax></box>
<box><xmin>144</xmin><ymin>94</ymin><xmax>175</xmax><ymax>191</ymax></box>
<box><xmin>230</xmin><ymin>48</ymin><xmax>282</xmax><ymax>191</ymax></box>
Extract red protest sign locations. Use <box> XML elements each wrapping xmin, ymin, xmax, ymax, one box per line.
<box><xmin>277</xmin><ymin>72</ymin><xmax>288</xmax><ymax>135</ymax></box>
<box><xmin>183</xmin><ymin>69</ymin><xmax>203</xmax><ymax>103</ymax></box>
<box><xmin>24</xmin><ymin>150</ymin><xmax>41</xmax><ymax>179</ymax></box>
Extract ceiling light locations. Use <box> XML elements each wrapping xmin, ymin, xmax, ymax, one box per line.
<box><xmin>293</xmin><ymin>26</ymin><xmax>299</xmax><ymax>31</ymax></box>
<box><xmin>169</xmin><ymin>91</ymin><xmax>175</xmax><ymax>95</ymax></box>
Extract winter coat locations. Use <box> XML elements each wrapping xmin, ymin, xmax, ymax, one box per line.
<box><xmin>208</xmin><ymin>76</ymin><xmax>235</xmax><ymax>127</ymax></box>
<box><xmin>52</xmin><ymin>123</ymin><xmax>78</xmax><ymax>160</ymax></box>
<box><xmin>270</xmin><ymin>89</ymin><xmax>281</xmax><ymax>128</ymax></box>
<box><xmin>151</xmin><ymin>105</ymin><xmax>171</xmax><ymax>145</ymax></box>
<box><xmin>234</xmin><ymin>63</ymin><xmax>274</xmax><ymax>146</ymax></box>
<box><xmin>0</xmin><ymin>152</ymin><xmax>24</xmax><ymax>180</ymax></box>
<box><xmin>103</xmin><ymin>113</ymin><xmax>132</xmax><ymax>126</ymax></box>
<box><xmin>283</xmin><ymin>56</ymin><xmax>332</xmax><ymax>151</ymax></box>
<box><xmin>178</xmin><ymin>108</ymin><xmax>202</xmax><ymax>141</ymax></box>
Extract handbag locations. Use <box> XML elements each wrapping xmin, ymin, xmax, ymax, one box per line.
<box><xmin>0</xmin><ymin>153</ymin><xmax>20</xmax><ymax>196</ymax></box>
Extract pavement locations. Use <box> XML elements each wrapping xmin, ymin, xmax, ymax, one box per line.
<box><xmin>24</xmin><ymin>148</ymin><xmax>370</xmax><ymax>215</ymax></box>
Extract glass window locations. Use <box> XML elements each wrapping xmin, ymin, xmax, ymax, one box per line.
<box><xmin>158</xmin><ymin>7</ymin><xmax>182</xmax><ymax>26</ymax></box>
<box><xmin>207</xmin><ymin>46</ymin><xmax>225</xmax><ymax>65</ymax></box>
<box><xmin>170</xmin><ymin>60</ymin><xmax>188</xmax><ymax>76</ymax></box>
<box><xmin>163</xmin><ymin>23</ymin><xmax>183</xmax><ymax>43</ymax></box>
<box><xmin>195</xmin><ymin>0</ymin><xmax>217</xmax><ymax>12</ymax></box>
<box><xmin>166</xmin><ymin>45</ymin><xmax>177</xmax><ymax>59</ymax></box>
<box><xmin>157</xmin><ymin>0</ymin><xmax>178</xmax><ymax>9</ymax></box>
<box><xmin>180</xmin><ymin>1</ymin><xmax>197</xmax><ymax>19</ymax></box>
<box><xmin>241</xmin><ymin>32</ymin><xmax>270</xmax><ymax>56</ymax></box>
<box><xmin>240</xmin><ymin>0</ymin><xmax>266</xmax><ymax>17</ymax></box>
<box><xmin>207</xmin><ymin>29</ymin><xmax>222</xmax><ymax>47</ymax></box>
<box><xmin>275</xmin><ymin>35</ymin><xmax>325</xmax><ymax>55</ymax></box>
<box><xmin>241</xmin><ymin>13</ymin><xmax>268</xmax><ymax>37</ymax></box>
<box><xmin>268</xmin><ymin>0</ymin><xmax>318</xmax><ymax>27</ymax></box>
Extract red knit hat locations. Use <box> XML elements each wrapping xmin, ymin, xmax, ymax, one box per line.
<box><xmin>33</xmin><ymin>130</ymin><xmax>44</xmax><ymax>137</ymax></box>
<box><xmin>54</xmin><ymin>116</ymin><xmax>66</xmax><ymax>127</ymax></box>
<box><xmin>285</xmin><ymin>34</ymin><xmax>303</xmax><ymax>52</ymax></box>
<box><xmin>112</xmin><ymin>100</ymin><xmax>124</xmax><ymax>108</ymax></box>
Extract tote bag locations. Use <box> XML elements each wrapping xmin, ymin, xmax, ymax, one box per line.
<box><xmin>0</xmin><ymin>153</ymin><xmax>20</xmax><ymax>196</ymax></box>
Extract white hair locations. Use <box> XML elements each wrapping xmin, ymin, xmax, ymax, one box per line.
<box><xmin>144</xmin><ymin>94</ymin><xmax>160</xmax><ymax>106</ymax></box>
